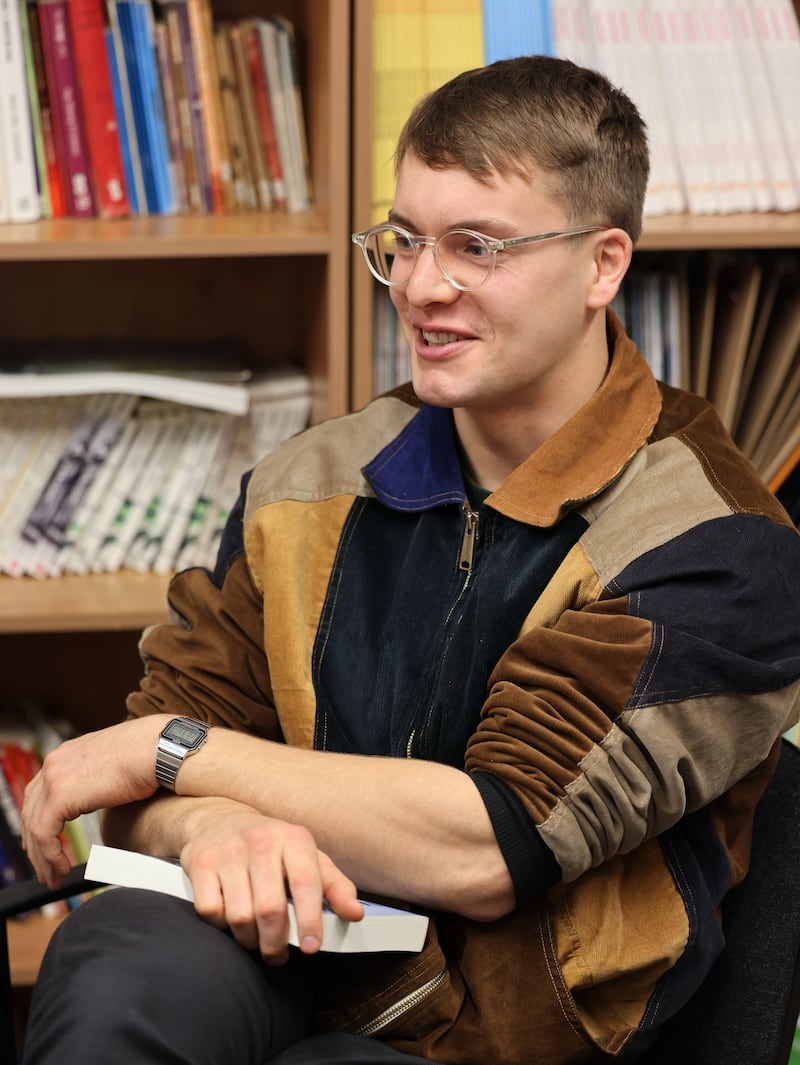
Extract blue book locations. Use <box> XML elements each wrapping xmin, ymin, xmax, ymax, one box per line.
<box><xmin>115</xmin><ymin>0</ymin><xmax>175</xmax><ymax>214</ymax></box>
<box><xmin>127</xmin><ymin>0</ymin><xmax>175</xmax><ymax>214</ymax></box>
<box><xmin>105</xmin><ymin>25</ymin><xmax>141</xmax><ymax>215</ymax></box>
<box><xmin>113</xmin><ymin>0</ymin><xmax>159</xmax><ymax>210</ymax></box>
<box><xmin>482</xmin><ymin>0</ymin><xmax>553</xmax><ymax>63</ymax></box>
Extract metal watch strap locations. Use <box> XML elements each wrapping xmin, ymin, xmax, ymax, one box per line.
<box><xmin>155</xmin><ymin>717</ymin><xmax>210</xmax><ymax>791</ymax></box>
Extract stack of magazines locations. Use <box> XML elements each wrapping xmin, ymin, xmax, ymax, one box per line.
<box><xmin>0</xmin><ymin>349</ymin><xmax>311</xmax><ymax>579</ymax></box>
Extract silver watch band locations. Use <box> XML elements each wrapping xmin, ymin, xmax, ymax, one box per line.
<box><xmin>155</xmin><ymin>717</ymin><xmax>210</xmax><ymax>791</ymax></box>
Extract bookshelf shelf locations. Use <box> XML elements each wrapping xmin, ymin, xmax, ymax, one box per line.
<box><xmin>0</xmin><ymin>209</ymin><xmax>336</xmax><ymax>260</ymax></box>
<box><xmin>639</xmin><ymin>211</ymin><xmax>800</xmax><ymax>251</ymax></box>
<box><xmin>0</xmin><ymin>573</ymin><xmax>170</xmax><ymax>634</ymax></box>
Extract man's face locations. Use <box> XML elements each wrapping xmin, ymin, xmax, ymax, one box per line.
<box><xmin>389</xmin><ymin>154</ymin><xmax>605</xmax><ymax>422</ymax></box>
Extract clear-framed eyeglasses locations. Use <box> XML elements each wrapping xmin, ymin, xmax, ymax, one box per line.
<box><xmin>351</xmin><ymin>222</ymin><xmax>607</xmax><ymax>292</ymax></box>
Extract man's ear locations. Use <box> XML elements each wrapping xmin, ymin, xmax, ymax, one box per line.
<box><xmin>587</xmin><ymin>228</ymin><xmax>633</xmax><ymax>310</ymax></box>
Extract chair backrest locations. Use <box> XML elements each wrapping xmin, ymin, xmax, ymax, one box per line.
<box><xmin>643</xmin><ymin>738</ymin><xmax>800</xmax><ymax>1065</ymax></box>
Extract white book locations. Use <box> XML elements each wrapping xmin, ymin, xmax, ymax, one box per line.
<box><xmin>701</xmin><ymin>2</ymin><xmax>772</xmax><ymax>213</ymax></box>
<box><xmin>0</xmin><ymin>366</ymin><xmax>250</xmax><ymax>415</ymax></box>
<box><xmin>551</xmin><ymin>0</ymin><xmax>597</xmax><ymax>68</ymax></box>
<box><xmin>90</xmin><ymin>405</ymin><xmax>174</xmax><ymax>573</ymax></box>
<box><xmin>586</xmin><ymin>0</ymin><xmax>685</xmax><ymax>217</ymax></box>
<box><xmin>272</xmin><ymin>17</ymin><xmax>311</xmax><ymax>213</ymax></box>
<box><xmin>749</xmin><ymin>0</ymin><xmax>800</xmax><ymax>202</ymax></box>
<box><xmin>85</xmin><ymin>844</ymin><xmax>429</xmax><ymax>954</ymax></box>
<box><xmin>730</xmin><ymin>0</ymin><xmax>799</xmax><ymax>211</ymax></box>
<box><xmin>647</xmin><ymin>0</ymin><xmax>719</xmax><ymax>214</ymax></box>
<box><xmin>0</xmin><ymin>0</ymin><xmax>40</xmax><ymax>221</ymax></box>
<box><xmin>152</xmin><ymin>411</ymin><xmax>231</xmax><ymax>575</ymax></box>
<box><xmin>99</xmin><ymin>407</ymin><xmax>189</xmax><ymax>572</ymax></box>
<box><xmin>256</xmin><ymin>19</ymin><xmax>306</xmax><ymax>214</ymax></box>
<box><xmin>1</xmin><ymin>397</ymin><xmax>90</xmax><ymax>576</ymax></box>
<box><xmin>56</xmin><ymin>416</ymin><xmax>139</xmax><ymax>575</ymax></box>
<box><xmin>673</xmin><ymin>0</ymin><xmax>753</xmax><ymax>214</ymax></box>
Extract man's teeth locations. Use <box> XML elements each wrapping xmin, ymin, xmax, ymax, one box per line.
<box><xmin>423</xmin><ymin>331</ymin><xmax>460</xmax><ymax>344</ymax></box>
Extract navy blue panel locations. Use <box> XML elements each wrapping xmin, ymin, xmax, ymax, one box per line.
<box><xmin>611</xmin><ymin>515</ymin><xmax>800</xmax><ymax>708</ymax></box>
<box><xmin>202</xmin><ymin>470</ymin><xmax>251</xmax><ymax>589</ymax></box>
<box><xmin>629</xmin><ymin>812</ymin><xmax>728</xmax><ymax>1053</ymax></box>
<box><xmin>362</xmin><ymin>405</ymin><xmax>465</xmax><ymax>510</ymax></box>
<box><xmin>311</xmin><ymin>498</ymin><xmax>588</xmax><ymax>766</ymax></box>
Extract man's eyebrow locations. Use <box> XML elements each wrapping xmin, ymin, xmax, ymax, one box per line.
<box><xmin>387</xmin><ymin>210</ymin><xmax>517</xmax><ymax>236</ymax></box>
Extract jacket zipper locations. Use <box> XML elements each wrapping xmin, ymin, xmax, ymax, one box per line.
<box><xmin>407</xmin><ymin>503</ymin><xmax>479</xmax><ymax>759</ymax></box>
<box><xmin>353</xmin><ymin>968</ymin><xmax>447</xmax><ymax>1038</ymax></box>
<box><xmin>459</xmin><ymin>503</ymin><xmax>478</xmax><ymax>573</ymax></box>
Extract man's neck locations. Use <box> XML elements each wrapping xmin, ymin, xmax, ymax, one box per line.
<box><xmin>454</xmin><ymin>329</ymin><xmax>612</xmax><ymax>492</ymax></box>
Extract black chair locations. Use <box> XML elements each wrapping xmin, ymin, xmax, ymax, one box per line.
<box><xmin>2</xmin><ymin>741</ymin><xmax>800</xmax><ymax>1064</ymax></box>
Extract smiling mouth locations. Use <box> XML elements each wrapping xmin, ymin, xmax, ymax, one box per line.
<box><xmin>422</xmin><ymin>330</ymin><xmax>461</xmax><ymax>345</ymax></box>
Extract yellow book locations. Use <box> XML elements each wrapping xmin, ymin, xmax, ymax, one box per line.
<box><xmin>371</xmin><ymin>0</ymin><xmax>484</xmax><ymax>223</ymax></box>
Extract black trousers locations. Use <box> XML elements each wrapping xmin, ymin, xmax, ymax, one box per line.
<box><xmin>22</xmin><ymin>888</ymin><xmax>439</xmax><ymax>1065</ymax></box>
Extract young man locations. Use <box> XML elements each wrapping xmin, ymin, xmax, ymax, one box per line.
<box><xmin>21</xmin><ymin>57</ymin><xmax>800</xmax><ymax>1065</ymax></box>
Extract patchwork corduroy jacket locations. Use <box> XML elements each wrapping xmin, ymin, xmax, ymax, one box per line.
<box><xmin>128</xmin><ymin>314</ymin><xmax>800</xmax><ymax>1064</ymax></box>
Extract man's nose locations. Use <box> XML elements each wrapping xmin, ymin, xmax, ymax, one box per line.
<box><xmin>404</xmin><ymin>244</ymin><xmax>460</xmax><ymax>304</ymax></box>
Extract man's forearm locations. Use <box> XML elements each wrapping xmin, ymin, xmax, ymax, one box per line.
<box><xmin>119</xmin><ymin>722</ymin><xmax>514</xmax><ymax>919</ymax></box>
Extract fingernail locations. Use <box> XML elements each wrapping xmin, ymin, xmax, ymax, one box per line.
<box><xmin>300</xmin><ymin>935</ymin><xmax>321</xmax><ymax>953</ymax></box>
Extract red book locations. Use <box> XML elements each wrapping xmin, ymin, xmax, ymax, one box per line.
<box><xmin>38</xmin><ymin>0</ymin><xmax>96</xmax><ymax>217</ymax></box>
<box><xmin>66</xmin><ymin>0</ymin><xmax>130</xmax><ymax>217</ymax></box>
<box><xmin>243</xmin><ymin>20</ymin><xmax>286</xmax><ymax>210</ymax></box>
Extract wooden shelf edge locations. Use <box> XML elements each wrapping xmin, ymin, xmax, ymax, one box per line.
<box><xmin>0</xmin><ymin>572</ymin><xmax>171</xmax><ymax>634</ymax></box>
<box><xmin>0</xmin><ymin>209</ymin><xmax>333</xmax><ymax>261</ymax></box>
<box><xmin>639</xmin><ymin>211</ymin><xmax>800</xmax><ymax>250</ymax></box>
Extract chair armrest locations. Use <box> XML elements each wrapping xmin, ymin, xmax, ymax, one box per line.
<box><xmin>0</xmin><ymin>865</ymin><xmax>93</xmax><ymax>920</ymax></box>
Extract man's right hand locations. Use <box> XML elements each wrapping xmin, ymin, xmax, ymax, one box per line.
<box><xmin>178</xmin><ymin>798</ymin><xmax>365</xmax><ymax>964</ymax></box>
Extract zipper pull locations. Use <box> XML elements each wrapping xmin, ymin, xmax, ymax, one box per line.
<box><xmin>459</xmin><ymin>505</ymin><xmax>478</xmax><ymax>572</ymax></box>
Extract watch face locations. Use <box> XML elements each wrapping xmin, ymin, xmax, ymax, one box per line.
<box><xmin>163</xmin><ymin>718</ymin><xmax>206</xmax><ymax>748</ymax></box>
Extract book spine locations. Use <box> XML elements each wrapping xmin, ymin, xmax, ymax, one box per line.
<box><xmin>172</xmin><ymin>0</ymin><xmax>211</xmax><ymax>210</ymax></box>
<box><xmin>0</xmin><ymin>0</ymin><xmax>42</xmax><ymax>220</ymax></box>
<box><xmin>186</xmin><ymin>0</ymin><xmax>231</xmax><ymax>212</ymax></box>
<box><xmin>113</xmin><ymin>0</ymin><xmax>158</xmax><ymax>211</ymax></box>
<box><xmin>129</xmin><ymin>0</ymin><xmax>174</xmax><ymax>214</ymax></box>
<box><xmin>18</xmin><ymin>0</ymin><xmax>51</xmax><ymax>216</ymax></box>
<box><xmin>104</xmin><ymin>21</ymin><xmax>139</xmax><ymax>213</ymax></box>
<box><xmin>38</xmin><ymin>0</ymin><xmax>95</xmax><ymax>216</ymax></box>
<box><xmin>244</xmin><ymin>18</ymin><xmax>286</xmax><ymax>209</ymax></box>
<box><xmin>228</xmin><ymin>21</ymin><xmax>271</xmax><ymax>210</ymax></box>
<box><xmin>272</xmin><ymin>17</ymin><xmax>311</xmax><ymax>213</ymax></box>
<box><xmin>154</xmin><ymin>18</ymin><xmax>188</xmax><ymax>212</ymax></box>
<box><xmin>25</xmin><ymin>0</ymin><xmax>66</xmax><ymax>214</ymax></box>
<box><xmin>67</xmin><ymin>0</ymin><xmax>130</xmax><ymax>218</ymax></box>
<box><xmin>214</xmin><ymin>21</ymin><xmax>255</xmax><ymax>210</ymax></box>
<box><xmin>162</xmin><ymin>2</ymin><xmax>202</xmax><ymax>211</ymax></box>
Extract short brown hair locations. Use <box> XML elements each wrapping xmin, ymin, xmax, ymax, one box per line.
<box><xmin>395</xmin><ymin>56</ymin><xmax>649</xmax><ymax>244</ymax></box>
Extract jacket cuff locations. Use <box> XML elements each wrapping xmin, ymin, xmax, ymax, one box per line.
<box><xmin>471</xmin><ymin>771</ymin><xmax>561</xmax><ymax>904</ymax></box>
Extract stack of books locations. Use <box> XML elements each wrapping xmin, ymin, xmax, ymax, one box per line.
<box><xmin>0</xmin><ymin>351</ymin><xmax>311</xmax><ymax>579</ymax></box>
<box><xmin>0</xmin><ymin>0</ymin><xmax>312</xmax><ymax>223</ymax></box>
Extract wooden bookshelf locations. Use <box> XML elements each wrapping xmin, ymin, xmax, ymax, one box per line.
<box><xmin>1</xmin><ymin>0</ymin><xmax>352</xmax><ymax>994</ymax></box>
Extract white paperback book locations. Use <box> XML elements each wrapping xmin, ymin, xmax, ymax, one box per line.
<box><xmin>85</xmin><ymin>845</ymin><xmax>429</xmax><ymax>954</ymax></box>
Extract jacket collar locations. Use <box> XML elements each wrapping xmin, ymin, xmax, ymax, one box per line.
<box><xmin>364</xmin><ymin>313</ymin><xmax>662</xmax><ymax>526</ymax></box>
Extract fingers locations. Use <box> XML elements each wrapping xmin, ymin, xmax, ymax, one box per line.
<box><xmin>20</xmin><ymin>772</ymin><xmax>72</xmax><ymax>889</ymax></box>
<box><xmin>184</xmin><ymin>813</ymin><xmax>362</xmax><ymax>965</ymax></box>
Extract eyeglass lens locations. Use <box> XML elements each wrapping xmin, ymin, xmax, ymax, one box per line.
<box><xmin>363</xmin><ymin>228</ymin><xmax>493</xmax><ymax>290</ymax></box>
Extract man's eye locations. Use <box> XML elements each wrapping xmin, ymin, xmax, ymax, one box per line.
<box><xmin>389</xmin><ymin>232</ymin><xmax>415</xmax><ymax>254</ymax></box>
